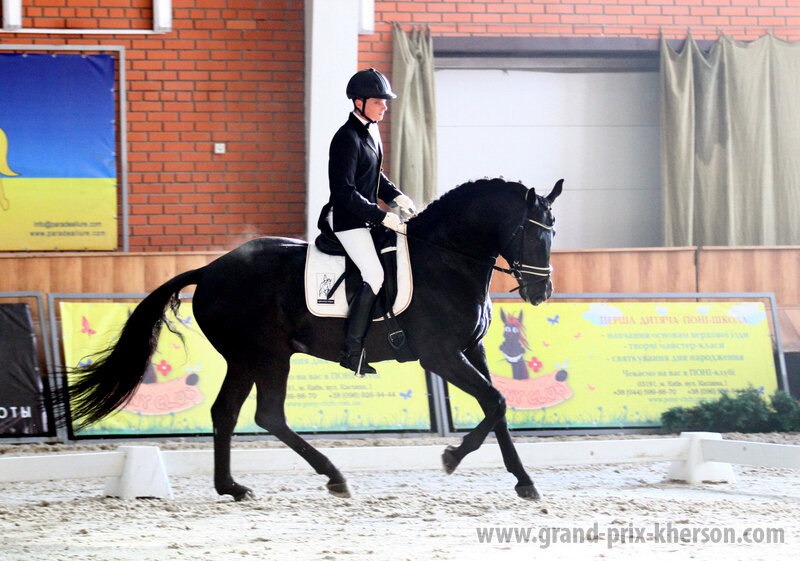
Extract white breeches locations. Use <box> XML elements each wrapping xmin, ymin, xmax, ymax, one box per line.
<box><xmin>328</xmin><ymin>213</ymin><xmax>384</xmax><ymax>295</ymax></box>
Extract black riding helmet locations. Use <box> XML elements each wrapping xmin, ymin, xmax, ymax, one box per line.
<box><xmin>346</xmin><ymin>68</ymin><xmax>397</xmax><ymax>100</ymax></box>
<box><xmin>347</xmin><ymin>68</ymin><xmax>396</xmax><ymax>124</ymax></box>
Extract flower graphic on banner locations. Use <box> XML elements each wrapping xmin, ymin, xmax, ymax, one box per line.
<box><xmin>527</xmin><ymin>356</ymin><xmax>543</xmax><ymax>373</ymax></box>
<box><xmin>155</xmin><ymin>359</ymin><xmax>172</xmax><ymax>376</ymax></box>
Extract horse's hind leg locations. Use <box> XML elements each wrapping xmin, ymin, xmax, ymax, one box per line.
<box><xmin>465</xmin><ymin>343</ymin><xmax>540</xmax><ymax>500</ymax></box>
<box><xmin>252</xmin><ymin>356</ymin><xmax>350</xmax><ymax>498</ymax></box>
<box><xmin>211</xmin><ymin>365</ymin><xmax>256</xmax><ymax>501</ymax></box>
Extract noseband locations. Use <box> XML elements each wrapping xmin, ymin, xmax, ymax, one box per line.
<box><xmin>493</xmin><ymin>198</ymin><xmax>554</xmax><ymax>291</ymax></box>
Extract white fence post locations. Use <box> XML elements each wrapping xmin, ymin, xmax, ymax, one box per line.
<box><xmin>104</xmin><ymin>446</ymin><xmax>173</xmax><ymax>499</ymax></box>
<box><xmin>667</xmin><ymin>432</ymin><xmax>736</xmax><ymax>485</ymax></box>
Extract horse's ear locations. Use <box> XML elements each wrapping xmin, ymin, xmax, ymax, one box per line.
<box><xmin>517</xmin><ymin>310</ymin><xmax>523</xmax><ymax>323</ymax></box>
<box><xmin>525</xmin><ymin>188</ymin><xmax>535</xmax><ymax>204</ymax></box>
<box><xmin>546</xmin><ymin>179</ymin><xmax>564</xmax><ymax>204</ymax></box>
<box><xmin>500</xmin><ymin>308</ymin><xmax>507</xmax><ymax>324</ymax></box>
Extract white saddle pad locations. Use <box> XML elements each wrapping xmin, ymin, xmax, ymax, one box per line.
<box><xmin>305</xmin><ymin>234</ymin><xmax>412</xmax><ymax>319</ymax></box>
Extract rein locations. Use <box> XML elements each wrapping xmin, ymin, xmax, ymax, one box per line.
<box><xmin>398</xmin><ymin>229</ymin><xmax>497</xmax><ymax>269</ymax></box>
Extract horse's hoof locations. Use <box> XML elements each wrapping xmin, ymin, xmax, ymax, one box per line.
<box><xmin>515</xmin><ymin>483</ymin><xmax>541</xmax><ymax>501</ymax></box>
<box><xmin>233</xmin><ymin>487</ymin><xmax>256</xmax><ymax>502</ymax></box>
<box><xmin>327</xmin><ymin>481</ymin><xmax>351</xmax><ymax>498</ymax></box>
<box><xmin>442</xmin><ymin>445</ymin><xmax>461</xmax><ymax>475</ymax></box>
<box><xmin>217</xmin><ymin>482</ymin><xmax>255</xmax><ymax>502</ymax></box>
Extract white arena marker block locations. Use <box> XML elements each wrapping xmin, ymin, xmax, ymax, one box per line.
<box><xmin>667</xmin><ymin>432</ymin><xmax>736</xmax><ymax>485</ymax></box>
<box><xmin>104</xmin><ymin>446</ymin><xmax>174</xmax><ymax>500</ymax></box>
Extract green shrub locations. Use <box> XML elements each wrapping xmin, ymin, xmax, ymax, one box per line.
<box><xmin>770</xmin><ymin>390</ymin><xmax>800</xmax><ymax>432</ymax></box>
<box><xmin>661</xmin><ymin>387</ymin><xmax>800</xmax><ymax>433</ymax></box>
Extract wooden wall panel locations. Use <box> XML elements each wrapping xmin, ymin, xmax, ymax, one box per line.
<box><xmin>698</xmin><ymin>247</ymin><xmax>800</xmax><ymax>305</ymax></box>
<box><xmin>2</xmin><ymin>247</ymin><xmax>798</xmax><ymax>306</ymax></box>
<box><xmin>112</xmin><ymin>256</ymin><xmax>147</xmax><ymax>294</ymax></box>
<box><xmin>79</xmin><ymin>257</ymin><xmax>106</xmax><ymax>294</ymax></box>
<box><xmin>0</xmin><ymin>253</ymin><xmax>222</xmax><ymax>296</ymax></box>
<box><xmin>533</xmin><ymin>248</ymin><xmax>696</xmax><ymax>295</ymax></box>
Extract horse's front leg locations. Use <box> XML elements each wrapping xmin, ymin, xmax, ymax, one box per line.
<box><xmin>464</xmin><ymin>342</ymin><xmax>540</xmax><ymax>500</ymax></box>
<box><xmin>422</xmin><ymin>353</ymin><xmax>508</xmax><ymax>475</ymax></box>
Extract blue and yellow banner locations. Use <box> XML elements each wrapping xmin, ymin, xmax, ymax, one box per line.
<box><xmin>0</xmin><ymin>54</ymin><xmax>116</xmax><ymax>250</ymax></box>
<box><xmin>449</xmin><ymin>301</ymin><xmax>778</xmax><ymax>429</ymax></box>
<box><xmin>61</xmin><ymin>302</ymin><xmax>431</xmax><ymax>435</ymax></box>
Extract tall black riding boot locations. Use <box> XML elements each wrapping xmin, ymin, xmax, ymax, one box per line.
<box><xmin>340</xmin><ymin>282</ymin><xmax>378</xmax><ymax>375</ymax></box>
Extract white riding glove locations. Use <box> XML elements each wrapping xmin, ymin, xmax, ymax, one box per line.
<box><xmin>381</xmin><ymin>211</ymin><xmax>406</xmax><ymax>234</ymax></box>
<box><xmin>391</xmin><ymin>194</ymin><xmax>417</xmax><ymax>221</ymax></box>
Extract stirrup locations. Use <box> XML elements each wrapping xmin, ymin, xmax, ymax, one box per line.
<box><xmin>340</xmin><ymin>348</ymin><xmax>376</xmax><ymax>377</ymax></box>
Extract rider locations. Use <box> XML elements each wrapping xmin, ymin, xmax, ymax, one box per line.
<box><xmin>318</xmin><ymin>68</ymin><xmax>416</xmax><ymax>375</ymax></box>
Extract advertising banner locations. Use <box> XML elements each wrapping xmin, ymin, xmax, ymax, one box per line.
<box><xmin>61</xmin><ymin>302</ymin><xmax>431</xmax><ymax>435</ymax></box>
<box><xmin>448</xmin><ymin>301</ymin><xmax>778</xmax><ymax>430</ymax></box>
<box><xmin>0</xmin><ymin>304</ymin><xmax>48</xmax><ymax>435</ymax></box>
<box><xmin>0</xmin><ymin>53</ymin><xmax>117</xmax><ymax>250</ymax></box>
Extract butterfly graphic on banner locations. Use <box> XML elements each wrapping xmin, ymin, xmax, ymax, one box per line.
<box><xmin>81</xmin><ymin>316</ymin><xmax>96</xmax><ymax>335</ymax></box>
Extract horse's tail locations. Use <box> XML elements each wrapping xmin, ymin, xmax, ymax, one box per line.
<box><xmin>67</xmin><ymin>268</ymin><xmax>203</xmax><ymax>430</ymax></box>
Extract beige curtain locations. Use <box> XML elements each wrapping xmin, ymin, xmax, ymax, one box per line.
<box><xmin>661</xmin><ymin>34</ymin><xmax>800</xmax><ymax>246</ymax></box>
<box><xmin>391</xmin><ymin>24</ymin><xmax>437</xmax><ymax>207</ymax></box>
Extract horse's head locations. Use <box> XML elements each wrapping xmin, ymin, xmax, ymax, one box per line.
<box><xmin>499</xmin><ymin>308</ymin><xmax>529</xmax><ymax>358</ymax></box>
<box><xmin>500</xmin><ymin>179</ymin><xmax>562</xmax><ymax>306</ymax></box>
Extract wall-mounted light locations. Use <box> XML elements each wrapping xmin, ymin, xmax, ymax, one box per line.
<box><xmin>359</xmin><ymin>0</ymin><xmax>374</xmax><ymax>35</ymax></box>
<box><xmin>2</xmin><ymin>0</ymin><xmax>22</xmax><ymax>31</ymax></box>
<box><xmin>153</xmin><ymin>0</ymin><xmax>172</xmax><ymax>34</ymax></box>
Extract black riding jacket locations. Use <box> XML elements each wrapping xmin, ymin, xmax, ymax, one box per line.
<box><xmin>318</xmin><ymin>113</ymin><xmax>403</xmax><ymax>232</ymax></box>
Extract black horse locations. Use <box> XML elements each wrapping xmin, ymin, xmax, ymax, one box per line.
<box><xmin>69</xmin><ymin>177</ymin><xmax>563</xmax><ymax>501</ymax></box>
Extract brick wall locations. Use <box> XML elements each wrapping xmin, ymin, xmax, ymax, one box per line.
<box><xmin>368</xmin><ymin>0</ymin><xmax>799</xmax><ymax>42</ymax></box>
<box><xmin>2</xmin><ymin>0</ymin><xmax>305</xmax><ymax>251</ymax></box>
<box><xmin>1</xmin><ymin>1</ymin><xmax>797</xmax><ymax>252</ymax></box>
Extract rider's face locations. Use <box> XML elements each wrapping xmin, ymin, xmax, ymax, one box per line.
<box><xmin>357</xmin><ymin>98</ymin><xmax>388</xmax><ymax>122</ymax></box>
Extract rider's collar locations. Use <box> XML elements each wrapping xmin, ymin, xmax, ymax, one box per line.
<box><xmin>352</xmin><ymin>111</ymin><xmax>375</xmax><ymax>128</ymax></box>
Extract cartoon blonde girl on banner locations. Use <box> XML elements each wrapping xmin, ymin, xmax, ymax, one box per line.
<box><xmin>0</xmin><ymin>127</ymin><xmax>18</xmax><ymax>211</ymax></box>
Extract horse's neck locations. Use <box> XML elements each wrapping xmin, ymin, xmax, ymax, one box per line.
<box><xmin>412</xmin><ymin>192</ymin><xmax>519</xmax><ymax>260</ymax></box>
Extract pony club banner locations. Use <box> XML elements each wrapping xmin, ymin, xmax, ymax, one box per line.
<box><xmin>449</xmin><ymin>301</ymin><xmax>778</xmax><ymax>430</ymax></box>
<box><xmin>0</xmin><ymin>53</ymin><xmax>117</xmax><ymax>250</ymax></box>
<box><xmin>61</xmin><ymin>302</ymin><xmax>431</xmax><ymax>436</ymax></box>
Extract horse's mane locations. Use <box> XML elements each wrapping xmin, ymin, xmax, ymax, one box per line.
<box><xmin>409</xmin><ymin>177</ymin><xmax>527</xmax><ymax>229</ymax></box>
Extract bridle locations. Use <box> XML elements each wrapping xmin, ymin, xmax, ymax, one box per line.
<box><xmin>492</xmin><ymin>193</ymin><xmax>555</xmax><ymax>292</ymax></box>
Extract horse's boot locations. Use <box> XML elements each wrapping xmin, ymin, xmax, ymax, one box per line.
<box><xmin>340</xmin><ymin>282</ymin><xmax>378</xmax><ymax>375</ymax></box>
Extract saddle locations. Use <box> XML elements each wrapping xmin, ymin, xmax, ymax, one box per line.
<box><xmin>314</xmin><ymin>219</ymin><xmax>398</xmax><ymax>319</ymax></box>
<box><xmin>307</xmin><ymin>214</ymin><xmax>415</xmax><ymax>362</ymax></box>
